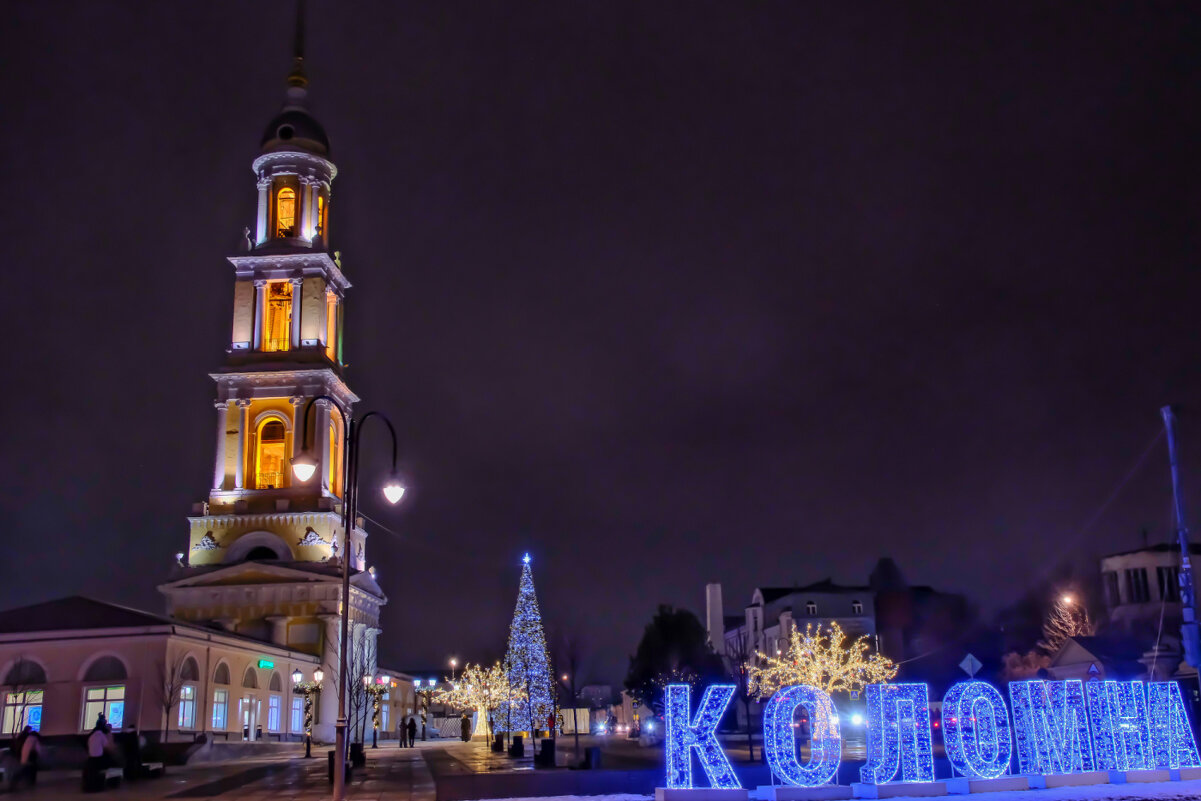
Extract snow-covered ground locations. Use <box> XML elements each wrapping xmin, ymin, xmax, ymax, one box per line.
<box><xmin>467</xmin><ymin>779</ymin><xmax>1201</xmax><ymax>801</ymax></box>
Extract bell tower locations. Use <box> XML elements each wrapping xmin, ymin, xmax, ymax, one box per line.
<box><xmin>190</xmin><ymin>36</ymin><xmax>360</xmax><ymax>569</ymax></box>
<box><xmin>160</xmin><ymin>9</ymin><xmax>385</xmax><ymax>743</ymax></box>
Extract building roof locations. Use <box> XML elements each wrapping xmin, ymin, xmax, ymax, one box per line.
<box><xmin>0</xmin><ymin>596</ymin><xmax>320</xmax><ymax>661</ymax></box>
<box><xmin>0</xmin><ymin>595</ymin><xmax>181</xmax><ymax>634</ymax></box>
<box><xmin>1104</xmin><ymin>543</ymin><xmax>1201</xmax><ymax>559</ymax></box>
<box><xmin>757</xmin><ymin>580</ymin><xmax>872</xmax><ymax>603</ymax></box>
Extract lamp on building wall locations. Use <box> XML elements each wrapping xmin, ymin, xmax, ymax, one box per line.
<box><xmin>291</xmin><ymin>395</ymin><xmax>406</xmax><ymax>801</ymax></box>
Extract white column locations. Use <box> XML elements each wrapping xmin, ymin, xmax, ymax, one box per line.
<box><xmin>301</xmin><ymin>178</ymin><xmax>317</xmax><ymax>241</ymax></box>
<box><xmin>212</xmin><ymin>401</ymin><xmax>229</xmax><ymax>490</ymax></box>
<box><xmin>252</xmin><ymin>280</ymin><xmax>267</xmax><ymax>350</ymax></box>
<box><xmin>316</xmin><ymin>399</ymin><xmax>332</xmax><ymax>493</ymax></box>
<box><xmin>289</xmin><ymin>278</ymin><xmax>303</xmax><ymax>349</ymax></box>
<box><xmin>256</xmin><ymin>179</ymin><xmax>270</xmax><ymax>244</ymax></box>
<box><xmin>234</xmin><ymin>400</ymin><xmax>251</xmax><ymax>490</ymax></box>
<box><xmin>315</xmin><ymin>613</ymin><xmax>341</xmax><ymax>743</ymax></box>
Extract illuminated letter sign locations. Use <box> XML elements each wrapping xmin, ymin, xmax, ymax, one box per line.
<box><xmin>763</xmin><ymin>685</ymin><xmax>841</xmax><ymax>786</ymax></box>
<box><xmin>1148</xmin><ymin>681</ymin><xmax>1201</xmax><ymax>770</ymax></box>
<box><xmin>1087</xmin><ymin>680</ymin><xmax>1151</xmax><ymax>771</ymax></box>
<box><xmin>860</xmin><ymin>683</ymin><xmax>935</xmax><ymax>784</ymax></box>
<box><xmin>664</xmin><ymin>683</ymin><xmax>740</xmax><ymax>789</ymax></box>
<box><xmin>942</xmin><ymin>680</ymin><xmax>1012</xmax><ymax>780</ymax></box>
<box><xmin>257</xmin><ymin>659</ymin><xmax>274</xmax><ymax>669</ymax></box>
<box><xmin>1009</xmin><ymin>680</ymin><xmax>1095</xmax><ymax>775</ymax></box>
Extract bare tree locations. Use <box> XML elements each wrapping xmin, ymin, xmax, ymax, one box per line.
<box><xmin>724</xmin><ymin>628</ymin><xmax>757</xmax><ymax>761</ymax></box>
<box><xmin>345</xmin><ymin>626</ymin><xmax>376</xmax><ymax>743</ymax></box>
<box><xmin>4</xmin><ymin>656</ymin><xmax>39</xmax><ymax>736</ymax></box>
<box><xmin>1038</xmin><ymin>595</ymin><xmax>1094</xmax><ymax>654</ymax></box>
<box><xmin>155</xmin><ymin>652</ymin><xmax>189</xmax><ymax>743</ymax></box>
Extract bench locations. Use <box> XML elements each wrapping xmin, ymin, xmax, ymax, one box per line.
<box><xmin>103</xmin><ymin>767</ymin><xmax>123</xmax><ymax>788</ymax></box>
<box><xmin>142</xmin><ymin>762</ymin><xmax>165</xmax><ymax>778</ymax></box>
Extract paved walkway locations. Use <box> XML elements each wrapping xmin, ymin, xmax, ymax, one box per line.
<box><xmin>4</xmin><ymin>742</ymin><xmax>436</xmax><ymax>800</ymax></box>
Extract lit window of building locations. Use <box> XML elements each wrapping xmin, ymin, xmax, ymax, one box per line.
<box><xmin>255</xmin><ymin>418</ymin><xmax>288</xmax><ymax>489</ymax></box>
<box><xmin>212</xmin><ymin>689</ymin><xmax>229</xmax><ymax>730</ymax></box>
<box><xmin>275</xmin><ymin>187</ymin><xmax>296</xmax><ymax>238</ymax></box>
<box><xmin>264</xmin><ymin>281</ymin><xmax>293</xmax><ymax>352</ymax></box>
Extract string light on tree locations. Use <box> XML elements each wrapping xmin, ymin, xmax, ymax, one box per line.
<box><xmin>746</xmin><ymin>620</ymin><xmax>897</xmax><ymax>700</ymax></box>
<box><xmin>504</xmin><ymin>553</ymin><xmax>554</xmax><ymax>734</ymax></box>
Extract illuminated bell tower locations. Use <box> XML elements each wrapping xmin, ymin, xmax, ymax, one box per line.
<box><xmin>160</xmin><ymin>27</ymin><xmax>383</xmax><ymax>742</ymax></box>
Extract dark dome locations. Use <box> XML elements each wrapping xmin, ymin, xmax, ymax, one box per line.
<box><xmin>260</xmin><ymin>108</ymin><xmax>330</xmax><ymax>156</ymax></box>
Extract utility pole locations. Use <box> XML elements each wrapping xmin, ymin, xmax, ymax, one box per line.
<box><xmin>1161</xmin><ymin>405</ymin><xmax>1201</xmax><ymax>668</ymax></box>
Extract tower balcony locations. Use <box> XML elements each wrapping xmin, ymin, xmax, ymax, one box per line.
<box><xmin>202</xmin><ymin>485</ymin><xmax>343</xmax><ymax>517</ymax></box>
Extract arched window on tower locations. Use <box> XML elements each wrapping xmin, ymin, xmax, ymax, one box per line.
<box><xmin>275</xmin><ymin>187</ymin><xmax>297</xmax><ymax>238</ymax></box>
<box><xmin>328</xmin><ymin>418</ymin><xmax>342</xmax><ymax>497</ymax></box>
<box><xmin>254</xmin><ymin>418</ymin><xmax>288</xmax><ymax>489</ymax></box>
<box><xmin>324</xmin><ymin>290</ymin><xmax>338</xmax><ymax>362</ymax></box>
<box><xmin>264</xmin><ymin>281</ymin><xmax>292</xmax><ymax>352</ymax></box>
<box><xmin>316</xmin><ymin>194</ymin><xmax>326</xmax><ymax>241</ymax></box>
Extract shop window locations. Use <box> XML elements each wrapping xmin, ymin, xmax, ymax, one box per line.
<box><xmin>82</xmin><ymin>685</ymin><xmax>125</xmax><ymax>730</ymax></box>
<box><xmin>212</xmin><ymin>689</ymin><xmax>229</xmax><ymax>729</ymax></box>
<box><xmin>3</xmin><ymin>690</ymin><xmax>43</xmax><ymax>734</ymax></box>
<box><xmin>268</xmin><ymin>695</ymin><xmax>281</xmax><ymax>732</ymax></box>
<box><xmin>291</xmin><ymin>697</ymin><xmax>303</xmax><ymax>733</ymax></box>
<box><xmin>178</xmin><ymin>685</ymin><xmax>196</xmax><ymax>729</ymax></box>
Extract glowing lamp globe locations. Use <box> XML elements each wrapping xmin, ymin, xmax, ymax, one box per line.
<box><xmin>382</xmin><ymin>477</ymin><xmax>405</xmax><ymax>504</ymax></box>
<box><xmin>314</xmin><ymin>668</ymin><xmax>324</xmax><ymax>683</ymax></box>
<box><xmin>292</xmin><ymin>668</ymin><xmax>303</xmax><ymax>685</ymax></box>
<box><xmin>291</xmin><ymin>452</ymin><xmax>318</xmax><ymax>482</ymax></box>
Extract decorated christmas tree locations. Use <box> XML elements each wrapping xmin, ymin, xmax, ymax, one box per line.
<box><xmin>504</xmin><ymin>553</ymin><xmax>554</xmax><ymax>734</ymax></box>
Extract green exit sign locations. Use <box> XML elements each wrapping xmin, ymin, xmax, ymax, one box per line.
<box><xmin>258</xmin><ymin>659</ymin><xmax>274</xmax><ymax>669</ymax></box>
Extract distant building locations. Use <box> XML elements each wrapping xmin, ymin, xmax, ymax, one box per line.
<box><xmin>706</xmin><ymin>581</ymin><xmax>877</xmax><ymax>667</ymax></box>
<box><xmin>1101</xmin><ymin>543</ymin><xmax>1201</xmax><ymax>633</ymax></box>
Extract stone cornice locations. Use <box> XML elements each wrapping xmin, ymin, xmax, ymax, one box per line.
<box><xmin>208</xmin><ymin>367</ymin><xmax>359</xmax><ymax>406</ymax></box>
<box><xmin>227</xmin><ymin>252</ymin><xmax>350</xmax><ymax>293</ymax></box>
<box><xmin>251</xmin><ymin>150</ymin><xmax>337</xmax><ymax>181</ymax></box>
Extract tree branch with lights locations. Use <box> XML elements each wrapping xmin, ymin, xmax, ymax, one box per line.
<box><xmin>746</xmin><ymin>621</ymin><xmax>897</xmax><ymax>699</ymax></box>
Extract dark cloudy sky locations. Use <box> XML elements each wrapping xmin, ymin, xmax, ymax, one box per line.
<box><xmin>3</xmin><ymin>1</ymin><xmax>1201</xmax><ymax>682</ymax></box>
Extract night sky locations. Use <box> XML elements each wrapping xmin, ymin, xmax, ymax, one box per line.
<box><xmin>4</xmin><ymin>1</ymin><xmax>1201</xmax><ymax>682</ymax></box>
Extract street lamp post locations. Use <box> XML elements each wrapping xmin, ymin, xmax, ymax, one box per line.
<box><xmin>415</xmin><ymin>680</ymin><xmax>436</xmax><ymax>741</ymax></box>
<box><xmin>291</xmin><ymin>667</ymin><xmax>324</xmax><ymax>758</ymax></box>
<box><xmin>291</xmin><ymin>395</ymin><xmax>405</xmax><ymax>801</ymax></box>
<box><xmin>364</xmin><ymin>674</ymin><xmax>390</xmax><ymax>748</ymax></box>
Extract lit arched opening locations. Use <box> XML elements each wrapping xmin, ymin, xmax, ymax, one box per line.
<box><xmin>264</xmin><ymin>281</ymin><xmax>293</xmax><ymax>352</ymax></box>
<box><xmin>275</xmin><ymin>187</ymin><xmax>296</xmax><ymax>238</ymax></box>
<box><xmin>254</xmin><ymin>417</ymin><xmax>289</xmax><ymax>489</ymax></box>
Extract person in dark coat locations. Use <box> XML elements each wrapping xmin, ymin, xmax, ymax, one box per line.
<box><xmin>406</xmin><ymin>716</ymin><xmax>417</xmax><ymax>747</ymax></box>
<box><xmin>460</xmin><ymin>714</ymin><xmax>471</xmax><ymax>742</ymax></box>
<box><xmin>397</xmin><ymin>717</ymin><xmax>407</xmax><ymax>748</ymax></box>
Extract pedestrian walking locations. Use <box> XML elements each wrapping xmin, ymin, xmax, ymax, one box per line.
<box><xmin>460</xmin><ymin>713</ymin><xmax>471</xmax><ymax>742</ymax></box>
<box><xmin>406</xmin><ymin>716</ymin><xmax>417</xmax><ymax>747</ymax></box>
<box><xmin>16</xmin><ymin>726</ymin><xmax>42</xmax><ymax>789</ymax></box>
<box><xmin>82</xmin><ymin>716</ymin><xmax>112</xmax><ymax>792</ymax></box>
<box><xmin>397</xmin><ymin>717</ymin><xmax>406</xmax><ymax>747</ymax></box>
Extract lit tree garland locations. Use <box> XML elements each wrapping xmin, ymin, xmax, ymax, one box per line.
<box><xmin>504</xmin><ymin>554</ymin><xmax>554</xmax><ymax>732</ymax></box>
<box><xmin>746</xmin><ymin>621</ymin><xmax>897</xmax><ymax>699</ymax></box>
<box><xmin>433</xmin><ymin>661</ymin><xmax>525</xmax><ymax>738</ymax></box>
